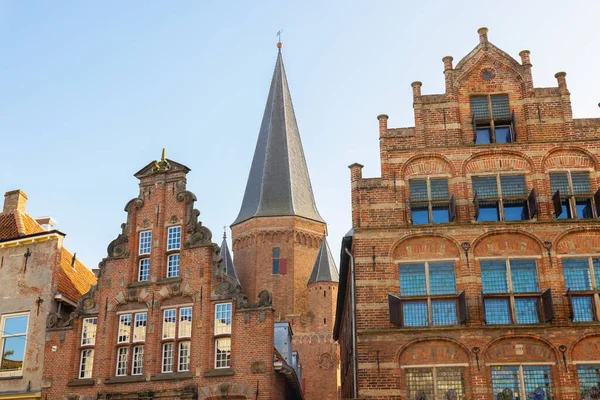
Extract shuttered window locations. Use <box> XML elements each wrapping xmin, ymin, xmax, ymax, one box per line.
<box><xmin>473</xmin><ymin>175</ymin><xmax>532</xmax><ymax>222</ymax></box>
<box><xmin>563</xmin><ymin>257</ymin><xmax>600</xmax><ymax>322</ymax></box>
<box><xmin>471</xmin><ymin>94</ymin><xmax>515</xmax><ymax>144</ymax></box>
<box><xmin>409</xmin><ymin>178</ymin><xmax>454</xmax><ymax>225</ymax></box>
<box><xmin>551</xmin><ymin>172</ymin><xmax>596</xmax><ymax>219</ymax></box>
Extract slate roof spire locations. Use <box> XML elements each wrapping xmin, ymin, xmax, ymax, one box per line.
<box><xmin>307</xmin><ymin>234</ymin><xmax>339</xmax><ymax>285</ymax></box>
<box><xmin>232</xmin><ymin>43</ymin><xmax>324</xmax><ymax>226</ymax></box>
<box><xmin>220</xmin><ymin>229</ymin><xmax>239</xmax><ymax>282</ymax></box>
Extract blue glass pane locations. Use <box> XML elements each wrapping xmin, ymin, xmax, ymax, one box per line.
<box><xmin>476</xmin><ymin>128</ymin><xmax>492</xmax><ymax>144</ymax></box>
<box><xmin>432</xmin><ymin>300</ymin><xmax>457</xmax><ymax>326</ymax></box>
<box><xmin>478</xmin><ymin>201</ymin><xmax>500</xmax><ymax>222</ymax></box>
<box><xmin>473</xmin><ymin>176</ymin><xmax>498</xmax><ymax>198</ymax></box>
<box><xmin>485</xmin><ymin>298</ymin><xmax>511</xmax><ymax>324</ymax></box>
<box><xmin>411</xmin><ymin>206</ymin><xmax>429</xmax><ymax>225</ymax></box>
<box><xmin>523</xmin><ymin>366</ymin><xmax>552</xmax><ymax>399</ymax></box>
<box><xmin>409</xmin><ymin>180</ymin><xmax>428</xmax><ymax>202</ymax></box>
<box><xmin>273</xmin><ymin>248</ymin><xmax>280</xmax><ymax>258</ymax></box>
<box><xmin>3</xmin><ymin>316</ymin><xmax>28</xmax><ymax>335</ymax></box>
<box><xmin>510</xmin><ymin>260</ymin><xmax>539</xmax><ymax>293</ymax></box>
<box><xmin>492</xmin><ymin>366</ymin><xmax>521</xmax><ymax>398</ymax></box>
<box><xmin>503</xmin><ymin>200</ymin><xmax>528</xmax><ymax>221</ymax></box>
<box><xmin>1</xmin><ymin>337</ymin><xmax>25</xmax><ymax>371</ymax></box>
<box><xmin>515</xmin><ymin>298</ymin><xmax>540</xmax><ymax>324</ymax></box>
<box><xmin>272</xmin><ymin>260</ymin><xmax>279</xmax><ymax>274</ymax></box>
<box><xmin>594</xmin><ymin>259</ymin><xmax>600</xmax><ymax>289</ymax></box>
<box><xmin>577</xmin><ymin>365</ymin><xmax>600</xmax><ymax>395</ymax></box>
<box><xmin>563</xmin><ymin>259</ymin><xmax>592</xmax><ymax>291</ymax></box>
<box><xmin>576</xmin><ymin>199</ymin><xmax>594</xmax><ymax>219</ymax></box>
<box><xmin>572</xmin><ymin>296</ymin><xmax>595</xmax><ymax>322</ymax></box>
<box><xmin>432</xmin><ymin>205</ymin><xmax>449</xmax><ymax>224</ymax></box>
<box><xmin>403</xmin><ymin>301</ymin><xmax>428</xmax><ymax>327</ymax></box>
<box><xmin>399</xmin><ymin>264</ymin><xmax>426</xmax><ymax>296</ymax></box>
<box><xmin>429</xmin><ymin>263</ymin><xmax>456</xmax><ymax>295</ymax></box>
<box><xmin>495</xmin><ymin>126</ymin><xmax>512</xmax><ymax>143</ymax></box>
<box><xmin>481</xmin><ymin>261</ymin><xmax>508</xmax><ymax>294</ymax></box>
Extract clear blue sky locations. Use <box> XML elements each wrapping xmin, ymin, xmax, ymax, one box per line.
<box><xmin>2</xmin><ymin>0</ymin><xmax>599</xmax><ymax>270</ymax></box>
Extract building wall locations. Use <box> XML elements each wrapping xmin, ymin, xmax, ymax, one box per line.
<box><xmin>340</xmin><ymin>29</ymin><xmax>600</xmax><ymax>400</ymax></box>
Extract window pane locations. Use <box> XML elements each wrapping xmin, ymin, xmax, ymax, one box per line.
<box><xmin>572</xmin><ymin>296</ymin><xmax>595</xmax><ymax>322</ymax></box>
<box><xmin>515</xmin><ymin>298</ymin><xmax>540</xmax><ymax>324</ymax></box>
<box><xmin>478</xmin><ymin>201</ymin><xmax>500</xmax><ymax>222</ymax></box>
<box><xmin>81</xmin><ymin>317</ymin><xmax>97</xmax><ymax>346</ymax></box>
<box><xmin>138</xmin><ymin>259</ymin><xmax>150</xmax><ymax>281</ymax></box>
<box><xmin>163</xmin><ymin>309</ymin><xmax>176</xmax><ymax>339</ymax></box>
<box><xmin>411</xmin><ymin>205</ymin><xmax>430</xmax><ymax>225</ymax></box>
<box><xmin>3</xmin><ymin>316</ymin><xmax>28</xmax><ymax>335</ymax></box>
<box><xmin>430</xmin><ymin>179</ymin><xmax>449</xmax><ymax>201</ymax></box>
<box><xmin>577</xmin><ymin>365</ymin><xmax>600</xmax><ymax>397</ymax></box>
<box><xmin>272</xmin><ymin>259</ymin><xmax>280</xmax><ymax>274</ymax></box>
<box><xmin>432</xmin><ymin>300</ymin><xmax>457</xmax><ymax>326</ymax></box>
<box><xmin>503</xmin><ymin>200</ymin><xmax>529</xmax><ymax>221</ymax></box>
<box><xmin>273</xmin><ymin>247</ymin><xmax>280</xmax><ymax>258</ymax></box>
<box><xmin>399</xmin><ymin>264</ymin><xmax>427</xmax><ymax>296</ymax></box>
<box><xmin>0</xmin><ymin>337</ymin><xmax>25</xmax><ymax>372</ymax></box>
<box><xmin>178</xmin><ymin>341</ymin><xmax>191</xmax><ymax>371</ymax></box>
<box><xmin>550</xmin><ymin>173</ymin><xmax>570</xmax><ymax>195</ymax></box>
<box><xmin>79</xmin><ymin>349</ymin><xmax>94</xmax><ymax>379</ymax></box>
<box><xmin>167</xmin><ymin>254</ymin><xmax>180</xmax><ymax>278</ymax></box>
<box><xmin>523</xmin><ymin>366</ymin><xmax>553</xmax><ymax>400</ymax></box>
<box><xmin>162</xmin><ymin>343</ymin><xmax>174</xmax><ymax>373</ymax></box>
<box><xmin>476</xmin><ymin>128</ymin><xmax>492</xmax><ymax>144</ymax></box>
<box><xmin>432</xmin><ymin>205</ymin><xmax>450</xmax><ymax>224</ymax></box>
<box><xmin>429</xmin><ymin>262</ymin><xmax>456</xmax><ymax>295</ymax></box>
<box><xmin>118</xmin><ymin>314</ymin><xmax>131</xmax><ymax>343</ymax></box>
<box><xmin>576</xmin><ymin>198</ymin><xmax>594</xmax><ymax>219</ymax></box>
<box><xmin>557</xmin><ymin>199</ymin><xmax>571</xmax><ymax>219</ymax></box>
<box><xmin>437</xmin><ymin>368</ymin><xmax>465</xmax><ymax>400</ymax></box>
<box><xmin>403</xmin><ymin>301</ymin><xmax>428</xmax><ymax>327</ymax></box>
<box><xmin>594</xmin><ymin>259</ymin><xmax>600</xmax><ymax>289</ymax></box>
<box><xmin>481</xmin><ymin>261</ymin><xmax>508</xmax><ymax>293</ymax></box>
<box><xmin>215</xmin><ymin>303</ymin><xmax>232</xmax><ymax>334</ymax></box>
<box><xmin>116</xmin><ymin>347</ymin><xmax>128</xmax><ymax>376</ymax></box>
<box><xmin>484</xmin><ymin>298</ymin><xmax>511</xmax><ymax>325</ymax></box>
<box><xmin>179</xmin><ymin>308</ymin><xmax>192</xmax><ymax>338</ymax></box>
<box><xmin>563</xmin><ymin>259</ymin><xmax>592</xmax><ymax>291</ymax></box>
<box><xmin>495</xmin><ymin>126</ymin><xmax>512</xmax><ymax>143</ymax></box>
<box><xmin>491</xmin><ymin>366</ymin><xmax>521</xmax><ymax>399</ymax></box>
<box><xmin>510</xmin><ymin>260</ymin><xmax>539</xmax><ymax>293</ymax></box>
<box><xmin>491</xmin><ymin>95</ymin><xmax>511</xmax><ymax>119</ymax></box>
<box><xmin>409</xmin><ymin>180</ymin><xmax>429</xmax><ymax>202</ymax></box>
<box><xmin>132</xmin><ymin>346</ymin><xmax>144</xmax><ymax>375</ymax></box>
<box><xmin>133</xmin><ymin>313</ymin><xmax>147</xmax><ymax>342</ymax></box>
<box><xmin>215</xmin><ymin>338</ymin><xmax>231</xmax><ymax>369</ymax></box>
<box><xmin>167</xmin><ymin>226</ymin><xmax>182</xmax><ymax>250</ymax></box>
<box><xmin>572</xmin><ymin>173</ymin><xmax>592</xmax><ymax>195</ymax></box>
<box><xmin>473</xmin><ymin>176</ymin><xmax>498</xmax><ymax>199</ymax></box>
<box><xmin>406</xmin><ymin>368</ymin><xmax>434</xmax><ymax>400</ymax></box>
<box><xmin>471</xmin><ymin>97</ymin><xmax>490</xmax><ymax>120</ymax></box>
<box><xmin>500</xmin><ymin>175</ymin><xmax>526</xmax><ymax>197</ymax></box>
<box><xmin>139</xmin><ymin>231</ymin><xmax>152</xmax><ymax>255</ymax></box>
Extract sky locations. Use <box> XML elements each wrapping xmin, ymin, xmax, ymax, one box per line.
<box><xmin>1</xmin><ymin>0</ymin><xmax>599</xmax><ymax>271</ymax></box>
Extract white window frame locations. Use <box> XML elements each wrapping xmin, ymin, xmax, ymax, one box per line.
<box><xmin>178</xmin><ymin>341</ymin><xmax>191</xmax><ymax>372</ymax></box>
<box><xmin>214</xmin><ymin>337</ymin><xmax>231</xmax><ymax>369</ymax></box>
<box><xmin>162</xmin><ymin>309</ymin><xmax>177</xmax><ymax>339</ymax></box>
<box><xmin>0</xmin><ymin>312</ymin><xmax>30</xmax><ymax>377</ymax></box>
<box><xmin>133</xmin><ymin>313</ymin><xmax>147</xmax><ymax>342</ymax></box>
<box><xmin>139</xmin><ymin>231</ymin><xmax>152</xmax><ymax>255</ymax></box>
<box><xmin>214</xmin><ymin>303</ymin><xmax>232</xmax><ymax>335</ymax></box>
<box><xmin>162</xmin><ymin>342</ymin><xmax>174</xmax><ymax>373</ymax></box>
<box><xmin>118</xmin><ymin>314</ymin><xmax>132</xmax><ymax>343</ymax></box>
<box><xmin>167</xmin><ymin>226</ymin><xmax>182</xmax><ymax>251</ymax></box>
<box><xmin>131</xmin><ymin>345</ymin><xmax>144</xmax><ymax>376</ymax></box>
<box><xmin>79</xmin><ymin>348</ymin><xmax>94</xmax><ymax>379</ymax></box>
<box><xmin>116</xmin><ymin>347</ymin><xmax>129</xmax><ymax>376</ymax></box>
<box><xmin>167</xmin><ymin>254</ymin><xmax>180</xmax><ymax>278</ymax></box>
<box><xmin>138</xmin><ymin>258</ymin><xmax>150</xmax><ymax>282</ymax></box>
<box><xmin>179</xmin><ymin>307</ymin><xmax>192</xmax><ymax>338</ymax></box>
<box><xmin>81</xmin><ymin>317</ymin><xmax>97</xmax><ymax>346</ymax></box>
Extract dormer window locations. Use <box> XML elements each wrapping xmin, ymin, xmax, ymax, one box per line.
<box><xmin>471</xmin><ymin>95</ymin><xmax>515</xmax><ymax>144</ymax></box>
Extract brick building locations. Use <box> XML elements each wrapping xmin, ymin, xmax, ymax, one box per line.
<box><xmin>231</xmin><ymin>43</ymin><xmax>340</xmax><ymax>400</ymax></box>
<box><xmin>334</xmin><ymin>28</ymin><xmax>600</xmax><ymax>400</ymax></box>
<box><xmin>0</xmin><ymin>190</ymin><xmax>96</xmax><ymax>400</ymax></box>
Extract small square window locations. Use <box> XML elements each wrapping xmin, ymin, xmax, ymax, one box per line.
<box><xmin>167</xmin><ymin>226</ymin><xmax>182</xmax><ymax>251</ymax></box>
<box><xmin>403</xmin><ymin>301</ymin><xmax>428</xmax><ymax>327</ymax></box>
<box><xmin>139</xmin><ymin>231</ymin><xmax>152</xmax><ymax>255</ymax></box>
<box><xmin>514</xmin><ymin>298</ymin><xmax>540</xmax><ymax>324</ymax></box>
<box><xmin>478</xmin><ymin>201</ymin><xmax>500</xmax><ymax>222</ymax></box>
<box><xmin>503</xmin><ymin>200</ymin><xmax>528</xmax><ymax>221</ymax></box>
<box><xmin>576</xmin><ymin>198</ymin><xmax>594</xmax><ymax>219</ymax></box>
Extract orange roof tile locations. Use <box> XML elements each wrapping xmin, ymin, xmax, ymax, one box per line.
<box><xmin>57</xmin><ymin>248</ymin><xmax>97</xmax><ymax>303</ymax></box>
<box><xmin>0</xmin><ymin>210</ymin><xmax>45</xmax><ymax>240</ymax></box>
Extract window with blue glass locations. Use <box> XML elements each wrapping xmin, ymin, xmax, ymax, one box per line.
<box><xmin>473</xmin><ymin>175</ymin><xmax>530</xmax><ymax>222</ymax></box>
<box><xmin>577</xmin><ymin>364</ymin><xmax>600</xmax><ymax>398</ymax></box>
<box><xmin>409</xmin><ymin>178</ymin><xmax>452</xmax><ymax>225</ymax></box>
<box><xmin>399</xmin><ymin>262</ymin><xmax>458</xmax><ymax>327</ymax></box>
<box><xmin>481</xmin><ymin>259</ymin><xmax>542</xmax><ymax>325</ymax></box>
<box><xmin>491</xmin><ymin>365</ymin><xmax>553</xmax><ymax>400</ymax></box>
<box><xmin>471</xmin><ymin>95</ymin><xmax>515</xmax><ymax>144</ymax></box>
<box><xmin>272</xmin><ymin>248</ymin><xmax>280</xmax><ymax>274</ymax></box>
<box><xmin>550</xmin><ymin>172</ymin><xmax>596</xmax><ymax>220</ymax></box>
<box><xmin>562</xmin><ymin>257</ymin><xmax>599</xmax><ymax>322</ymax></box>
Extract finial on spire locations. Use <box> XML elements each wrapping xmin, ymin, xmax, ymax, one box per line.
<box><xmin>161</xmin><ymin>148</ymin><xmax>167</xmax><ymax>162</ymax></box>
<box><xmin>223</xmin><ymin>226</ymin><xmax>227</xmax><ymax>240</ymax></box>
<box><xmin>276</xmin><ymin>30</ymin><xmax>283</xmax><ymax>50</ymax></box>
<box><xmin>153</xmin><ymin>148</ymin><xmax>171</xmax><ymax>172</ymax></box>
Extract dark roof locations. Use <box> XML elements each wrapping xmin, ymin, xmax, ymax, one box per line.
<box><xmin>220</xmin><ymin>234</ymin><xmax>239</xmax><ymax>283</ymax></box>
<box><xmin>232</xmin><ymin>49</ymin><xmax>323</xmax><ymax>226</ymax></box>
<box><xmin>333</xmin><ymin>230</ymin><xmax>354</xmax><ymax>341</ymax></box>
<box><xmin>307</xmin><ymin>236</ymin><xmax>339</xmax><ymax>285</ymax></box>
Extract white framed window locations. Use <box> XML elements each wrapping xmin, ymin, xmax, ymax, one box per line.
<box><xmin>167</xmin><ymin>254</ymin><xmax>180</xmax><ymax>278</ymax></box>
<box><xmin>0</xmin><ymin>312</ymin><xmax>29</xmax><ymax>376</ymax></box>
<box><xmin>132</xmin><ymin>345</ymin><xmax>144</xmax><ymax>375</ymax></box>
<box><xmin>167</xmin><ymin>226</ymin><xmax>182</xmax><ymax>251</ymax></box>
<box><xmin>215</xmin><ymin>338</ymin><xmax>231</xmax><ymax>369</ymax></box>
<box><xmin>215</xmin><ymin>303</ymin><xmax>232</xmax><ymax>335</ymax></box>
<box><xmin>138</xmin><ymin>259</ymin><xmax>150</xmax><ymax>281</ymax></box>
<box><xmin>162</xmin><ymin>342</ymin><xmax>174</xmax><ymax>373</ymax></box>
<box><xmin>79</xmin><ymin>349</ymin><xmax>94</xmax><ymax>379</ymax></box>
<box><xmin>133</xmin><ymin>313</ymin><xmax>147</xmax><ymax>342</ymax></box>
<box><xmin>116</xmin><ymin>347</ymin><xmax>128</xmax><ymax>376</ymax></box>
<box><xmin>139</xmin><ymin>231</ymin><xmax>152</xmax><ymax>255</ymax></box>
<box><xmin>162</xmin><ymin>309</ymin><xmax>176</xmax><ymax>339</ymax></box>
<box><xmin>81</xmin><ymin>317</ymin><xmax>97</xmax><ymax>346</ymax></box>
<box><xmin>178</xmin><ymin>341</ymin><xmax>191</xmax><ymax>371</ymax></box>
<box><xmin>179</xmin><ymin>307</ymin><xmax>192</xmax><ymax>338</ymax></box>
<box><xmin>491</xmin><ymin>365</ymin><xmax>553</xmax><ymax>399</ymax></box>
<box><xmin>118</xmin><ymin>314</ymin><xmax>132</xmax><ymax>343</ymax></box>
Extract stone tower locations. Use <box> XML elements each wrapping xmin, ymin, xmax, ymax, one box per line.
<box><xmin>231</xmin><ymin>43</ymin><xmax>339</xmax><ymax>399</ymax></box>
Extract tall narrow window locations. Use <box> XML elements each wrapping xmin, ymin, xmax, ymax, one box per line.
<box><xmin>214</xmin><ymin>303</ymin><xmax>233</xmax><ymax>369</ymax></box>
<box><xmin>471</xmin><ymin>94</ymin><xmax>514</xmax><ymax>144</ymax></box>
<box><xmin>577</xmin><ymin>364</ymin><xmax>600</xmax><ymax>398</ymax></box>
<box><xmin>215</xmin><ymin>338</ymin><xmax>231</xmax><ymax>369</ymax></box>
<box><xmin>0</xmin><ymin>313</ymin><xmax>29</xmax><ymax>376</ymax></box>
<box><xmin>215</xmin><ymin>303</ymin><xmax>232</xmax><ymax>334</ymax></box>
<box><xmin>118</xmin><ymin>314</ymin><xmax>132</xmax><ymax>343</ymax></box>
<box><xmin>78</xmin><ymin>316</ymin><xmax>96</xmax><ymax>379</ymax></box>
<box><xmin>551</xmin><ymin>172</ymin><xmax>596</xmax><ymax>219</ymax></box>
<box><xmin>139</xmin><ymin>231</ymin><xmax>152</xmax><ymax>255</ymax></box>
<box><xmin>491</xmin><ymin>365</ymin><xmax>553</xmax><ymax>399</ymax></box>
<box><xmin>138</xmin><ymin>259</ymin><xmax>150</xmax><ymax>282</ymax></box>
<box><xmin>179</xmin><ymin>307</ymin><xmax>192</xmax><ymax>338</ymax></box>
<box><xmin>116</xmin><ymin>347</ymin><xmax>128</xmax><ymax>376</ymax></box>
<box><xmin>132</xmin><ymin>346</ymin><xmax>144</xmax><ymax>375</ymax></box>
<box><xmin>163</xmin><ymin>310</ymin><xmax>177</xmax><ymax>339</ymax></box>
<box><xmin>178</xmin><ymin>341</ymin><xmax>191</xmax><ymax>371</ymax></box>
<box><xmin>473</xmin><ymin>175</ymin><xmax>530</xmax><ymax>222</ymax></box>
<box><xmin>409</xmin><ymin>178</ymin><xmax>452</xmax><ymax>225</ymax></box>
<box><xmin>162</xmin><ymin>343</ymin><xmax>174</xmax><ymax>373</ymax></box>
<box><xmin>161</xmin><ymin>307</ymin><xmax>192</xmax><ymax>373</ymax></box>
<box><xmin>406</xmin><ymin>367</ymin><xmax>465</xmax><ymax>400</ymax></box>
<box><xmin>167</xmin><ymin>226</ymin><xmax>182</xmax><ymax>250</ymax></box>
<box><xmin>481</xmin><ymin>260</ymin><xmax>542</xmax><ymax>325</ymax></box>
<box><xmin>272</xmin><ymin>248</ymin><xmax>280</xmax><ymax>274</ymax></box>
<box><xmin>563</xmin><ymin>258</ymin><xmax>599</xmax><ymax>322</ymax></box>
<box><xmin>114</xmin><ymin>312</ymin><xmax>146</xmax><ymax>377</ymax></box>
<box><xmin>79</xmin><ymin>349</ymin><xmax>94</xmax><ymax>379</ymax></box>
<box><xmin>167</xmin><ymin>254</ymin><xmax>180</xmax><ymax>278</ymax></box>
<box><xmin>133</xmin><ymin>313</ymin><xmax>147</xmax><ymax>342</ymax></box>
<box><xmin>81</xmin><ymin>317</ymin><xmax>97</xmax><ymax>346</ymax></box>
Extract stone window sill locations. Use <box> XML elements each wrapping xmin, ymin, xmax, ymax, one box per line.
<box><xmin>150</xmin><ymin>371</ymin><xmax>193</xmax><ymax>381</ymax></box>
<box><xmin>127</xmin><ymin>281</ymin><xmax>152</xmax><ymax>289</ymax></box>
<box><xmin>204</xmin><ymin>368</ymin><xmax>235</xmax><ymax>377</ymax></box>
<box><xmin>156</xmin><ymin>277</ymin><xmax>182</xmax><ymax>285</ymax></box>
<box><xmin>105</xmin><ymin>375</ymin><xmax>146</xmax><ymax>384</ymax></box>
<box><xmin>0</xmin><ymin>375</ymin><xmax>23</xmax><ymax>380</ymax></box>
<box><xmin>67</xmin><ymin>378</ymin><xmax>94</xmax><ymax>387</ymax></box>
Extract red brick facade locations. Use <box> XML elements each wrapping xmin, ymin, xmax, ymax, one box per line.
<box><xmin>335</xmin><ymin>28</ymin><xmax>600</xmax><ymax>400</ymax></box>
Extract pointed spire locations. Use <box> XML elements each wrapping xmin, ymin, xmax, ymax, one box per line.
<box><xmin>307</xmin><ymin>235</ymin><xmax>339</xmax><ymax>285</ymax></box>
<box><xmin>220</xmin><ymin>230</ymin><xmax>239</xmax><ymax>283</ymax></box>
<box><xmin>232</xmin><ymin>46</ymin><xmax>324</xmax><ymax>226</ymax></box>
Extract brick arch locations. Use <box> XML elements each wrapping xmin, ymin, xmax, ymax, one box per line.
<box><xmin>456</xmin><ymin>51</ymin><xmax>525</xmax><ymax>87</ymax></box>
<box><xmin>554</xmin><ymin>228</ymin><xmax>600</xmax><ymax>255</ymax></box>
<box><xmin>462</xmin><ymin>149</ymin><xmax>535</xmax><ymax>175</ymax></box>
<box><xmin>391</xmin><ymin>233</ymin><xmax>461</xmax><ymax>260</ymax></box>
<box><xmin>542</xmin><ymin>146</ymin><xmax>598</xmax><ymax>171</ymax></box>
<box><xmin>396</xmin><ymin>337</ymin><xmax>471</xmax><ymax>365</ymax></box>
<box><xmin>569</xmin><ymin>333</ymin><xmax>600</xmax><ymax>361</ymax></box>
<box><xmin>482</xmin><ymin>334</ymin><xmax>559</xmax><ymax>363</ymax></box>
<box><xmin>472</xmin><ymin>230</ymin><xmax>544</xmax><ymax>257</ymax></box>
<box><xmin>400</xmin><ymin>153</ymin><xmax>456</xmax><ymax>179</ymax></box>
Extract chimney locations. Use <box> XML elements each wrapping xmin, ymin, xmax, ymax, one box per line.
<box><xmin>411</xmin><ymin>81</ymin><xmax>422</xmax><ymax>99</ymax></box>
<box><xmin>519</xmin><ymin>50</ymin><xmax>532</xmax><ymax>66</ymax></box>
<box><xmin>35</xmin><ymin>216</ymin><xmax>57</xmax><ymax>231</ymax></box>
<box><xmin>377</xmin><ymin>114</ymin><xmax>389</xmax><ymax>138</ymax></box>
<box><xmin>3</xmin><ymin>190</ymin><xmax>28</xmax><ymax>213</ymax></box>
<box><xmin>442</xmin><ymin>56</ymin><xmax>454</xmax><ymax>71</ymax></box>
<box><xmin>555</xmin><ymin>72</ymin><xmax>568</xmax><ymax>93</ymax></box>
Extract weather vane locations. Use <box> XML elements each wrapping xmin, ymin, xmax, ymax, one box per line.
<box><xmin>277</xmin><ymin>29</ymin><xmax>283</xmax><ymax>43</ymax></box>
